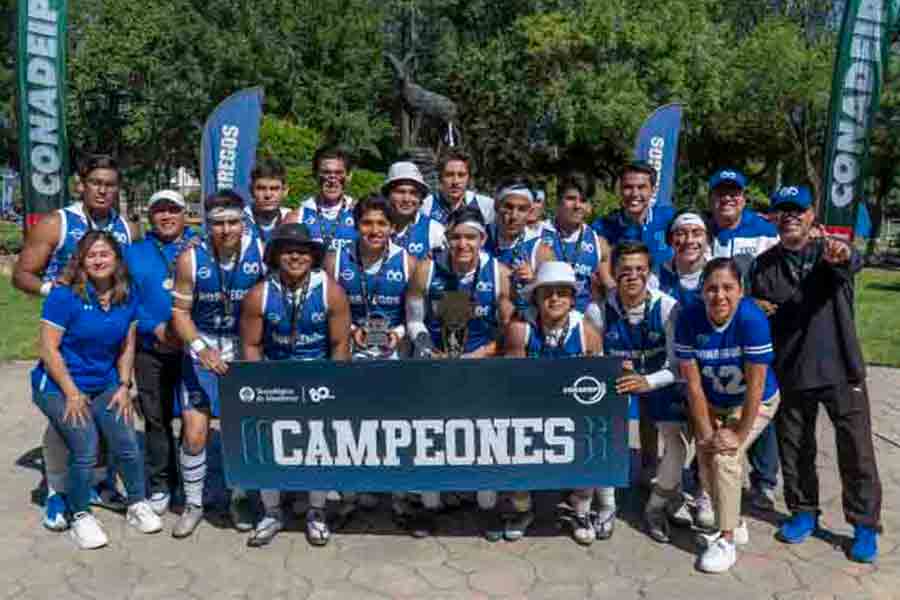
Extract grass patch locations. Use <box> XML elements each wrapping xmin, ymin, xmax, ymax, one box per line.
<box><xmin>0</xmin><ymin>269</ymin><xmax>899</xmax><ymax>366</ymax></box>
<box><xmin>0</xmin><ymin>275</ymin><xmax>42</xmax><ymax>361</ymax></box>
<box><xmin>856</xmin><ymin>268</ymin><xmax>900</xmax><ymax>367</ymax></box>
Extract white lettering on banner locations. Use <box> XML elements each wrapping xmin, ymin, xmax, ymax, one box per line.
<box><xmin>217</xmin><ymin>125</ymin><xmax>240</xmax><ymax>190</ymax></box>
<box><xmin>270</xmin><ymin>417</ymin><xmax>577</xmax><ymax>467</ymax></box>
<box><xmin>831</xmin><ymin>3</ymin><xmax>885</xmax><ymax>209</ymax></box>
<box><xmin>25</xmin><ymin>0</ymin><xmax>62</xmax><ymax>196</ymax></box>
<box><xmin>647</xmin><ymin>136</ymin><xmax>664</xmax><ymax>205</ymax></box>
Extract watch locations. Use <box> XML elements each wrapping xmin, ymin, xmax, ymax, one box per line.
<box><xmin>190</xmin><ymin>338</ymin><xmax>207</xmax><ymax>353</ymax></box>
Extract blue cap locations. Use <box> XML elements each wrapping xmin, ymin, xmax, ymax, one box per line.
<box><xmin>771</xmin><ymin>185</ymin><xmax>813</xmax><ymax>210</ymax></box>
<box><xmin>709</xmin><ymin>169</ymin><xmax>747</xmax><ymax>190</ymax></box>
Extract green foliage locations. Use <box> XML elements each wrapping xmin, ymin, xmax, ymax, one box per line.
<box><xmin>0</xmin><ymin>275</ymin><xmax>41</xmax><ymax>361</ymax></box>
<box><xmin>0</xmin><ymin>221</ymin><xmax>22</xmax><ymax>255</ymax></box>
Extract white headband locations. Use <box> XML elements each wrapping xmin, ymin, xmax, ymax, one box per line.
<box><xmin>449</xmin><ymin>220</ymin><xmax>487</xmax><ymax>237</ymax></box>
<box><xmin>497</xmin><ymin>185</ymin><xmax>534</xmax><ymax>204</ymax></box>
<box><xmin>671</xmin><ymin>213</ymin><xmax>707</xmax><ymax>232</ymax></box>
<box><xmin>207</xmin><ymin>207</ymin><xmax>244</xmax><ymax>222</ymax></box>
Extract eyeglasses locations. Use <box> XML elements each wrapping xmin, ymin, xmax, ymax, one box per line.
<box><xmin>541</xmin><ymin>286</ymin><xmax>574</xmax><ymax>299</ymax></box>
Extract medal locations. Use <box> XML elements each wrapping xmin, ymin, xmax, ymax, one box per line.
<box><xmin>162</xmin><ymin>278</ymin><xmax>174</xmax><ymax>290</ymax></box>
<box><xmin>437</xmin><ymin>290</ymin><xmax>473</xmax><ymax>358</ymax></box>
<box><xmin>363</xmin><ymin>313</ymin><xmax>390</xmax><ymax>350</ymax></box>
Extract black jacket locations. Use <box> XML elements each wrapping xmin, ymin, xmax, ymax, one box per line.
<box><xmin>750</xmin><ymin>239</ymin><xmax>865</xmax><ymax>392</ymax></box>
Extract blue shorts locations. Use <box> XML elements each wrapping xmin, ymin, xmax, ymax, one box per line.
<box><xmin>180</xmin><ymin>356</ymin><xmax>221</xmax><ymax>417</ymax></box>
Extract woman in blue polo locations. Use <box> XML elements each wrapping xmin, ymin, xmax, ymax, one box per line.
<box><xmin>31</xmin><ymin>231</ymin><xmax>161</xmax><ymax>550</ymax></box>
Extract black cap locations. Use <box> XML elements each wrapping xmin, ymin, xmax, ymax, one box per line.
<box><xmin>265</xmin><ymin>223</ymin><xmax>325</xmax><ymax>269</ymax></box>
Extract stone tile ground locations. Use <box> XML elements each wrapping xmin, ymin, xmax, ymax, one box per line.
<box><xmin>2</xmin><ymin>363</ymin><xmax>897</xmax><ymax>599</ymax></box>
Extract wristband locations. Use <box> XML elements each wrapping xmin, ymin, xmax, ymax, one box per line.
<box><xmin>190</xmin><ymin>338</ymin><xmax>207</xmax><ymax>353</ymax></box>
<box><xmin>40</xmin><ymin>281</ymin><xmax>53</xmax><ymax>297</ymax></box>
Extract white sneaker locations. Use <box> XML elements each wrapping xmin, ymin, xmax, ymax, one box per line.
<box><xmin>696</xmin><ymin>520</ymin><xmax>749</xmax><ymax>549</ymax></box>
<box><xmin>698</xmin><ymin>537</ymin><xmax>737</xmax><ymax>573</ymax></box>
<box><xmin>695</xmin><ymin>492</ymin><xmax>716</xmax><ymax>531</ymax></box>
<box><xmin>148</xmin><ymin>492</ymin><xmax>170</xmax><ymax>516</ymax></box>
<box><xmin>127</xmin><ymin>501</ymin><xmax>163</xmax><ymax>534</ymax></box>
<box><xmin>70</xmin><ymin>512</ymin><xmax>108</xmax><ymax>549</ymax></box>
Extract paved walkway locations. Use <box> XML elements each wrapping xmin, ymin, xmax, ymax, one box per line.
<box><xmin>1</xmin><ymin>362</ymin><xmax>897</xmax><ymax>600</ymax></box>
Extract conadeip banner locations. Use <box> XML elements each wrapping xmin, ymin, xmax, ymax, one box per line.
<box><xmin>634</xmin><ymin>103</ymin><xmax>682</xmax><ymax>208</ymax></box>
<box><xmin>16</xmin><ymin>0</ymin><xmax>69</xmax><ymax>229</ymax></box>
<box><xmin>200</xmin><ymin>87</ymin><xmax>263</xmax><ymax>212</ymax></box>
<box><xmin>219</xmin><ymin>358</ymin><xmax>630</xmax><ymax>492</ymax></box>
<box><xmin>822</xmin><ymin>0</ymin><xmax>892</xmax><ymax>237</ymax></box>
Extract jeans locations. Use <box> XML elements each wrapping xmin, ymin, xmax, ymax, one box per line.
<box><xmin>135</xmin><ymin>347</ymin><xmax>182</xmax><ymax>494</ymax></box>
<box><xmin>776</xmin><ymin>382</ymin><xmax>882</xmax><ymax>529</ymax></box>
<box><xmin>747</xmin><ymin>421</ymin><xmax>780</xmax><ymax>491</ymax></box>
<box><xmin>33</xmin><ymin>386</ymin><xmax>145</xmax><ymax>513</ymax></box>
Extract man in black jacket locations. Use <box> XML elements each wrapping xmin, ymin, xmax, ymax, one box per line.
<box><xmin>750</xmin><ymin>185</ymin><xmax>881</xmax><ymax>563</ymax></box>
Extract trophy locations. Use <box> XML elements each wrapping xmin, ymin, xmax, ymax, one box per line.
<box><xmin>437</xmin><ymin>291</ymin><xmax>473</xmax><ymax>358</ymax></box>
<box><xmin>363</xmin><ymin>312</ymin><xmax>390</xmax><ymax>351</ymax></box>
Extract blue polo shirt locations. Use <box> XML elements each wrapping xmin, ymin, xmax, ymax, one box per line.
<box><xmin>124</xmin><ymin>228</ymin><xmax>198</xmax><ymax>351</ymax></box>
<box><xmin>32</xmin><ymin>284</ymin><xmax>139</xmax><ymax>396</ymax></box>
<box><xmin>591</xmin><ymin>204</ymin><xmax>675</xmax><ymax>267</ymax></box>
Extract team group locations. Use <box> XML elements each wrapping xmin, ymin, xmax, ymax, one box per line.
<box><xmin>12</xmin><ymin>146</ymin><xmax>882</xmax><ymax>573</ymax></box>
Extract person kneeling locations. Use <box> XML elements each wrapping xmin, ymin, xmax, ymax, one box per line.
<box><xmin>504</xmin><ymin>261</ymin><xmax>602</xmax><ymax>544</ymax></box>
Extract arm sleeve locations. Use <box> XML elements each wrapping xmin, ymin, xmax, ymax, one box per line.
<box><xmin>740</xmin><ymin>301</ymin><xmax>775</xmax><ymax>364</ymax></box>
<box><xmin>645</xmin><ymin>297</ymin><xmax>679</xmax><ymax>390</ymax></box>
<box><xmin>41</xmin><ymin>286</ymin><xmax>74</xmax><ymax>331</ymax></box>
<box><xmin>428</xmin><ymin>221</ymin><xmax>446</xmax><ymax>250</ymax></box>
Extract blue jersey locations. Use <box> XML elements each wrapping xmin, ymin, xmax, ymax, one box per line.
<box><xmin>392</xmin><ymin>213</ymin><xmax>444</xmax><ymax>259</ymax></box>
<box><xmin>243</xmin><ymin>206</ymin><xmax>291</xmax><ymax>245</ymax></box>
<box><xmin>297</xmin><ymin>197</ymin><xmax>357</xmax><ymax>254</ymax></box>
<box><xmin>524</xmin><ymin>310</ymin><xmax>589</xmax><ymax>358</ymax></box>
<box><xmin>334</xmin><ymin>242</ymin><xmax>409</xmax><ymax>328</ymax></box>
<box><xmin>485</xmin><ymin>226</ymin><xmax>545</xmax><ymax>314</ymax></box>
<box><xmin>261</xmin><ymin>271</ymin><xmax>331</xmax><ymax>360</ymax></box>
<box><xmin>541</xmin><ymin>222</ymin><xmax>603</xmax><ymax>312</ymax></box>
<box><xmin>425</xmin><ymin>251</ymin><xmax>501</xmax><ymax>354</ymax></box>
<box><xmin>189</xmin><ymin>234</ymin><xmax>265</xmax><ymax>360</ymax></box>
<box><xmin>32</xmin><ymin>284</ymin><xmax>138</xmax><ymax>396</ymax></box>
<box><xmin>44</xmin><ymin>203</ymin><xmax>133</xmax><ymax>283</ymax></box>
<box><xmin>420</xmin><ymin>190</ymin><xmax>495</xmax><ymax>226</ymax></box>
<box><xmin>591</xmin><ymin>204</ymin><xmax>675</xmax><ymax>268</ymax></box>
<box><xmin>711</xmin><ymin>209</ymin><xmax>779</xmax><ymax>278</ymax></box>
<box><xmin>674</xmin><ymin>297</ymin><xmax>779</xmax><ymax>409</ymax></box>
<box><xmin>656</xmin><ymin>261</ymin><xmax>703</xmax><ymax>309</ymax></box>
<box><xmin>598</xmin><ymin>290</ymin><xmax>682</xmax><ymax>422</ymax></box>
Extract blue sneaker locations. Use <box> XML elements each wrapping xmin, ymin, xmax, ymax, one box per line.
<box><xmin>89</xmin><ymin>482</ymin><xmax>125</xmax><ymax>511</ymax></box>
<box><xmin>850</xmin><ymin>525</ymin><xmax>878</xmax><ymax>563</ymax></box>
<box><xmin>777</xmin><ymin>511</ymin><xmax>817</xmax><ymax>544</ymax></box>
<box><xmin>43</xmin><ymin>492</ymin><xmax>69</xmax><ymax>531</ymax></box>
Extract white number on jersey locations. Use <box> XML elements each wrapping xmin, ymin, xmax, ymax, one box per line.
<box><xmin>701</xmin><ymin>365</ymin><xmax>746</xmax><ymax>395</ymax></box>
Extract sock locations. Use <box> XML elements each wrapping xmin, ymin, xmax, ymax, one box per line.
<box><xmin>180</xmin><ymin>447</ymin><xmax>206</xmax><ymax>507</ymax></box>
<box><xmin>569</xmin><ymin>490</ymin><xmax>592</xmax><ymax>514</ymax></box>
<box><xmin>596</xmin><ymin>487</ymin><xmax>616</xmax><ymax>510</ymax></box>
<box><xmin>260</xmin><ymin>490</ymin><xmax>282</xmax><ymax>516</ymax></box>
<box><xmin>308</xmin><ymin>491</ymin><xmax>327</xmax><ymax>509</ymax></box>
<box><xmin>421</xmin><ymin>492</ymin><xmax>441</xmax><ymax>511</ymax></box>
<box><xmin>476</xmin><ymin>491</ymin><xmax>497</xmax><ymax>510</ymax></box>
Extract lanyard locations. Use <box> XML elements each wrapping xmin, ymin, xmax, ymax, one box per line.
<box><xmin>354</xmin><ymin>242</ymin><xmax>390</xmax><ymax>319</ymax></box>
<box><xmin>619</xmin><ymin>296</ymin><xmax>652</xmax><ymax>374</ymax></box>
<box><xmin>254</xmin><ymin>210</ymin><xmax>283</xmax><ymax>242</ymax></box>
<box><xmin>84</xmin><ymin>209</ymin><xmax>115</xmax><ymax>232</ymax></box>
<box><xmin>211</xmin><ymin>242</ymin><xmax>243</xmax><ymax>318</ymax></box>
<box><xmin>280</xmin><ymin>274</ymin><xmax>311</xmax><ymax>351</ymax></box>
<box><xmin>392</xmin><ymin>215</ymin><xmax>418</xmax><ymax>251</ymax></box>
<box><xmin>315</xmin><ymin>199</ymin><xmax>347</xmax><ymax>248</ymax></box>
<box><xmin>532</xmin><ymin>313</ymin><xmax>573</xmax><ymax>358</ymax></box>
<box><xmin>152</xmin><ymin>235</ymin><xmax>185</xmax><ymax>287</ymax></box>
<box><xmin>555</xmin><ymin>222</ymin><xmax>585</xmax><ymax>269</ymax></box>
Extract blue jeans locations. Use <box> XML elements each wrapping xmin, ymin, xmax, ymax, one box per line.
<box><xmin>748</xmin><ymin>421</ymin><xmax>780</xmax><ymax>491</ymax></box>
<box><xmin>33</xmin><ymin>386</ymin><xmax>145</xmax><ymax>513</ymax></box>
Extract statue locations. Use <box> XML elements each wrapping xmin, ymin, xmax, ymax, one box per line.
<box><xmin>386</xmin><ymin>51</ymin><xmax>460</xmax><ymax>189</ymax></box>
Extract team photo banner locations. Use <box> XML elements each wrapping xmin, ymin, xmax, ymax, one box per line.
<box><xmin>219</xmin><ymin>358</ymin><xmax>630</xmax><ymax>492</ymax></box>
<box><xmin>200</xmin><ymin>87</ymin><xmax>264</xmax><ymax>210</ymax></box>
<box><xmin>16</xmin><ymin>0</ymin><xmax>69</xmax><ymax>228</ymax></box>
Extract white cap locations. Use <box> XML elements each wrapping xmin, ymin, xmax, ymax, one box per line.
<box><xmin>382</xmin><ymin>161</ymin><xmax>430</xmax><ymax>197</ymax></box>
<box><xmin>148</xmin><ymin>189</ymin><xmax>186</xmax><ymax>209</ymax></box>
<box><xmin>523</xmin><ymin>261</ymin><xmax>577</xmax><ymax>303</ymax></box>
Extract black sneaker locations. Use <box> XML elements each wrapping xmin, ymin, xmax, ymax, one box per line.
<box><xmin>478</xmin><ymin>510</ymin><xmax>504</xmax><ymax>542</ymax></box>
<box><xmin>408</xmin><ymin>510</ymin><xmax>437</xmax><ymax>538</ymax></box>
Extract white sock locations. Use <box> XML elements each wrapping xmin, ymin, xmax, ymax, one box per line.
<box><xmin>180</xmin><ymin>447</ymin><xmax>206</xmax><ymax>507</ymax></box>
<box><xmin>596</xmin><ymin>487</ymin><xmax>616</xmax><ymax>509</ymax></box>
<box><xmin>308</xmin><ymin>491</ymin><xmax>327</xmax><ymax>509</ymax></box>
<box><xmin>421</xmin><ymin>492</ymin><xmax>441</xmax><ymax>511</ymax></box>
<box><xmin>477</xmin><ymin>491</ymin><xmax>497</xmax><ymax>510</ymax></box>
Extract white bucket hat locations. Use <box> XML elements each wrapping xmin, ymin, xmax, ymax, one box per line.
<box><xmin>148</xmin><ymin>189</ymin><xmax>186</xmax><ymax>209</ymax></box>
<box><xmin>381</xmin><ymin>161</ymin><xmax>430</xmax><ymax>197</ymax></box>
<box><xmin>524</xmin><ymin>261</ymin><xmax>578</xmax><ymax>303</ymax></box>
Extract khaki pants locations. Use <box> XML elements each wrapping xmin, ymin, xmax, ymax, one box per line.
<box><xmin>697</xmin><ymin>396</ymin><xmax>780</xmax><ymax>531</ymax></box>
<box><xmin>654</xmin><ymin>422</ymin><xmax>690</xmax><ymax>499</ymax></box>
